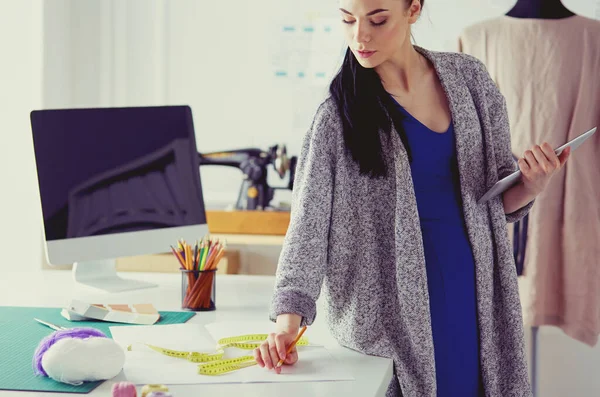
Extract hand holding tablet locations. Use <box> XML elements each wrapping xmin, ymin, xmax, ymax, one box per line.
<box><xmin>478</xmin><ymin>126</ymin><xmax>597</xmax><ymax>205</ymax></box>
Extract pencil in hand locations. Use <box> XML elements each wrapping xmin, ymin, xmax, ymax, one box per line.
<box><xmin>276</xmin><ymin>325</ymin><xmax>307</xmax><ymax>368</ymax></box>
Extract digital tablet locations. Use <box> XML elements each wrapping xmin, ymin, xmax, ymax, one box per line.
<box><xmin>477</xmin><ymin>126</ymin><xmax>597</xmax><ymax>205</ymax></box>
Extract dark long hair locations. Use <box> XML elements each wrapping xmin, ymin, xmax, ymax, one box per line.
<box><xmin>329</xmin><ymin>0</ymin><xmax>424</xmax><ymax>178</ymax></box>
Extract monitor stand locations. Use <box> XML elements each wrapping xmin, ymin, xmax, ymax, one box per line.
<box><xmin>72</xmin><ymin>260</ymin><xmax>158</xmax><ymax>293</ymax></box>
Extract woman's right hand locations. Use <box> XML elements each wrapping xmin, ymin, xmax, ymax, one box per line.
<box><xmin>253</xmin><ymin>314</ymin><xmax>302</xmax><ymax>374</ymax></box>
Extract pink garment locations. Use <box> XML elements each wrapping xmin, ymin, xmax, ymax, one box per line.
<box><xmin>458</xmin><ymin>15</ymin><xmax>600</xmax><ymax>346</ymax></box>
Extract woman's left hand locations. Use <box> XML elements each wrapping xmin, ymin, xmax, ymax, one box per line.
<box><xmin>517</xmin><ymin>142</ymin><xmax>571</xmax><ymax>196</ymax></box>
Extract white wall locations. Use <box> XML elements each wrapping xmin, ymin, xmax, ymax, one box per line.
<box><xmin>40</xmin><ymin>0</ymin><xmax>343</xmax><ymax>208</ymax></box>
<box><xmin>11</xmin><ymin>0</ymin><xmax>600</xmax><ymax>272</ymax></box>
<box><xmin>0</xmin><ymin>0</ymin><xmax>43</xmax><ymax>272</ymax></box>
<box><xmin>39</xmin><ymin>0</ymin><xmax>598</xmax><ymax>209</ymax></box>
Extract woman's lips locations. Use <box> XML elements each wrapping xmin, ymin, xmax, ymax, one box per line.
<box><xmin>357</xmin><ymin>50</ymin><xmax>376</xmax><ymax>58</ymax></box>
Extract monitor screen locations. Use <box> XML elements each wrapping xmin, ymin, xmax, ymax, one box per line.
<box><xmin>31</xmin><ymin>105</ymin><xmax>206</xmax><ymax>242</ymax></box>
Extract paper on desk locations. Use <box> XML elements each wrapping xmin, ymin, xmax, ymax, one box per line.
<box><xmin>205</xmin><ymin>320</ymin><xmax>352</xmax><ymax>384</ymax></box>
<box><xmin>241</xmin><ymin>348</ymin><xmax>354</xmax><ymax>383</ymax></box>
<box><xmin>110</xmin><ymin>323</ymin><xmax>353</xmax><ymax>385</ymax></box>
<box><xmin>110</xmin><ymin>324</ymin><xmax>224</xmax><ymax>385</ymax></box>
<box><xmin>110</xmin><ymin>323</ymin><xmax>215</xmax><ymax>352</ymax></box>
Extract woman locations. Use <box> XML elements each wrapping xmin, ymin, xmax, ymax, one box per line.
<box><xmin>254</xmin><ymin>0</ymin><xmax>571</xmax><ymax>396</ymax></box>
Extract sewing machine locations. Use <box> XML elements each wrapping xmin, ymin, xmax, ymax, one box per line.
<box><xmin>198</xmin><ymin>145</ymin><xmax>296</xmax><ymax>211</ymax></box>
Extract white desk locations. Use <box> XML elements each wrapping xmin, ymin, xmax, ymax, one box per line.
<box><xmin>0</xmin><ymin>270</ymin><xmax>392</xmax><ymax>397</ymax></box>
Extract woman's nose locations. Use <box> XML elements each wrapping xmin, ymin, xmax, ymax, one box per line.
<box><xmin>354</xmin><ymin>21</ymin><xmax>371</xmax><ymax>44</ymax></box>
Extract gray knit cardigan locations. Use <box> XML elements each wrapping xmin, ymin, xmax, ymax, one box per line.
<box><xmin>269</xmin><ymin>45</ymin><xmax>534</xmax><ymax>397</ymax></box>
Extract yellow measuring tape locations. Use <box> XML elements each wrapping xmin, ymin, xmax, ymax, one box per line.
<box><xmin>127</xmin><ymin>333</ymin><xmax>309</xmax><ymax>375</ymax></box>
<box><xmin>197</xmin><ymin>355</ymin><xmax>258</xmax><ymax>375</ymax></box>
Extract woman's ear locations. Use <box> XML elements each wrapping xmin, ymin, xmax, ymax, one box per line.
<box><xmin>407</xmin><ymin>0</ymin><xmax>422</xmax><ymax>23</ymax></box>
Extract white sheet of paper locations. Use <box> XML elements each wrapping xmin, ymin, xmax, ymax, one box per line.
<box><xmin>110</xmin><ymin>324</ymin><xmax>235</xmax><ymax>385</ymax></box>
<box><xmin>110</xmin><ymin>323</ymin><xmax>215</xmax><ymax>352</ymax></box>
<box><xmin>240</xmin><ymin>347</ymin><xmax>354</xmax><ymax>383</ymax></box>
<box><xmin>110</xmin><ymin>323</ymin><xmax>353</xmax><ymax>385</ymax></box>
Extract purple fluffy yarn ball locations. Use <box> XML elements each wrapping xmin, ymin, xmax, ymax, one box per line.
<box><xmin>33</xmin><ymin>327</ymin><xmax>107</xmax><ymax>377</ymax></box>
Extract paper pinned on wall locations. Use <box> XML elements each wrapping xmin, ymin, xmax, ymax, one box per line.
<box><xmin>268</xmin><ymin>16</ymin><xmax>343</xmax><ymax>130</ymax></box>
<box><xmin>309</xmin><ymin>18</ymin><xmax>345</xmax><ymax>85</ymax></box>
<box><xmin>110</xmin><ymin>323</ymin><xmax>353</xmax><ymax>385</ymax></box>
<box><xmin>270</xmin><ymin>23</ymin><xmax>302</xmax><ymax>81</ymax></box>
<box><xmin>265</xmin><ymin>0</ymin><xmax>345</xmax><ymax>132</ymax></box>
<box><xmin>270</xmin><ymin>17</ymin><xmax>343</xmax><ymax>86</ymax></box>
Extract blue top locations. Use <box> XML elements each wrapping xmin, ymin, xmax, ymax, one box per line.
<box><xmin>393</xmin><ymin>100</ymin><xmax>485</xmax><ymax>397</ymax></box>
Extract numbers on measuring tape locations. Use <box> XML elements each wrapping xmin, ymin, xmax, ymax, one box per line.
<box><xmin>197</xmin><ymin>355</ymin><xmax>257</xmax><ymax>375</ymax></box>
<box><xmin>217</xmin><ymin>333</ymin><xmax>272</xmax><ymax>345</ymax></box>
<box><xmin>217</xmin><ymin>342</ymin><xmax>261</xmax><ymax>350</ymax></box>
<box><xmin>216</xmin><ymin>334</ymin><xmax>309</xmax><ymax>350</ymax></box>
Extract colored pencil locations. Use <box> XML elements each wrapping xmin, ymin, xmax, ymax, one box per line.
<box><xmin>173</xmin><ymin>236</ymin><xmax>226</xmax><ymax>310</ymax></box>
<box><xmin>170</xmin><ymin>246</ymin><xmax>186</xmax><ymax>269</ymax></box>
<box><xmin>276</xmin><ymin>326</ymin><xmax>307</xmax><ymax>367</ymax></box>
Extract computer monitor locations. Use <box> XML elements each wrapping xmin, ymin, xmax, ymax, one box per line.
<box><xmin>30</xmin><ymin>105</ymin><xmax>209</xmax><ymax>292</ymax></box>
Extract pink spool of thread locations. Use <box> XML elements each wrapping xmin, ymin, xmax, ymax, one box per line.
<box><xmin>112</xmin><ymin>382</ymin><xmax>137</xmax><ymax>397</ymax></box>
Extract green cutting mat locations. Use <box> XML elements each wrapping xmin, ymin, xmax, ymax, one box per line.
<box><xmin>0</xmin><ymin>306</ymin><xmax>195</xmax><ymax>393</ymax></box>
